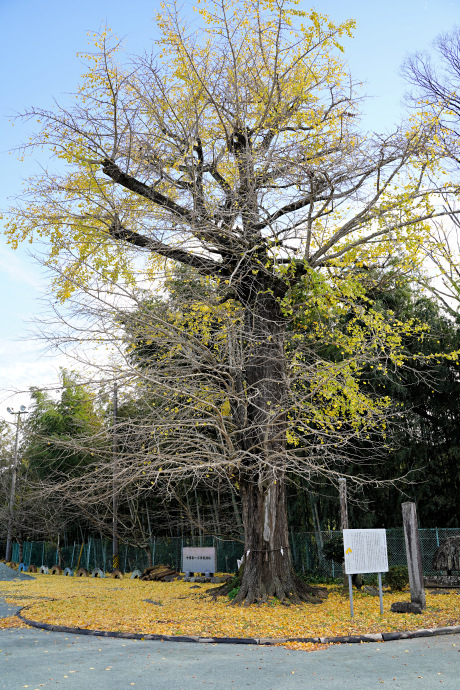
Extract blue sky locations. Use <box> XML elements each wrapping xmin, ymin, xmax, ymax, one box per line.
<box><xmin>0</xmin><ymin>0</ymin><xmax>458</xmax><ymax>406</ymax></box>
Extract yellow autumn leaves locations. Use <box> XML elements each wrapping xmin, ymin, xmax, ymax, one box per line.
<box><xmin>0</xmin><ymin>574</ymin><xmax>458</xmax><ymax>646</ymax></box>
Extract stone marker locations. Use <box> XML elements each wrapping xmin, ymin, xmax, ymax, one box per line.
<box><xmin>402</xmin><ymin>502</ymin><xmax>426</xmax><ymax>610</ymax></box>
<box><xmin>391</xmin><ymin>601</ymin><xmax>422</xmax><ymax>614</ymax></box>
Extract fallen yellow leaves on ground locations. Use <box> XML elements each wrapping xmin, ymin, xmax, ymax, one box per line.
<box><xmin>0</xmin><ymin>615</ymin><xmax>30</xmax><ymax>629</ymax></box>
<box><xmin>0</xmin><ymin>575</ymin><xmax>458</xmax><ymax>652</ymax></box>
<box><xmin>276</xmin><ymin>641</ymin><xmax>331</xmax><ymax>651</ymax></box>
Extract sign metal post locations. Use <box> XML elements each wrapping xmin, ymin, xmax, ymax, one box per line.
<box><xmin>378</xmin><ymin>572</ymin><xmax>384</xmax><ymax>615</ymax></box>
<box><xmin>343</xmin><ymin>529</ymin><xmax>389</xmax><ymax>618</ymax></box>
<box><xmin>348</xmin><ymin>573</ymin><xmax>354</xmax><ymax>617</ymax></box>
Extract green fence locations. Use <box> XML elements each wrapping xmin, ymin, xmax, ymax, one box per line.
<box><xmin>289</xmin><ymin>527</ymin><xmax>460</xmax><ymax>578</ymax></box>
<box><xmin>11</xmin><ymin>535</ymin><xmax>244</xmax><ymax>574</ymax></box>
<box><xmin>10</xmin><ymin>527</ymin><xmax>460</xmax><ymax>577</ymax></box>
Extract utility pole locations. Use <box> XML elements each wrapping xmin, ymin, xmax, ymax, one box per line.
<box><xmin>112</xmin><ymin>382</ymin><xmax>119</xmax><ymax>571</ymax></box>
<box><xmin>5</xmin><ymin>406</ymin><xmax>28</xmax><ymax>562</ymax></box>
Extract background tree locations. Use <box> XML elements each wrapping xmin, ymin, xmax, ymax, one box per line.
<box><xmin>5</xmin><ymin>371</ymin><xmax>105</xmax><ymax>550</ymax></box>
<box><xmin>4</xmin><ymin>0</ymin><xmax>454</xmax><ymax>603</ymax></box>
<box><xmin>348</xmin><ymin>284</ymin><xmax>460</xmax><ymax>528</ymax></box>
<box><xmin>0</xmin><ymin>420</ymin><xmax>14</xmax><ymax>557</ymax></box>
<box><xmin>402</xmin><ymin>27</ymin><xmax>460</xmax><ymax>155</ymax></box>
<box><xmin>0</xmin><ymin>419</ymin><xmax>13</xmax><ymax>472</ymax></box>
<box><xmin>402</xmin><ymin>27</ymin><xmax>460</xmax><ymax>311</ymax></box>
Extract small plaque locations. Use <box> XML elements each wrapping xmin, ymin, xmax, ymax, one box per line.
<box><xmin>182</xmin><ymin>547</ymin><xmax>216</xmax><ymax>574</ymax></box>
<box><xmin>343</xmin><ymin>529</ymin><xmax>388</xmax><ymax>574</ymax></box>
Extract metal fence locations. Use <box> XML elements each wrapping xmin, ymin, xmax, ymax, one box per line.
<box><xmin>10</xmin><ymin>535</ymin><xmax>244</xmax><ymax>574</ymax></box>
<box><xmin>290</xmin><ymin>527</ymin><xmax>460</xmax><ymax>578</ymax></box>
<box><xmin>10</xmin><ymin>527</ymin><xmax>460</xmax><ymax>577</ymax></box>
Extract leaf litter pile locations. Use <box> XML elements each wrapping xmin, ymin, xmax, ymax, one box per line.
<box><xmin>0</xmin><ymin>575</ymin><xmax>459</xmax><ymax>651</ymax></box>
<box><xmin>0</xmin><ymin>615</ymin><xmax>29</xmax><ymax>630</ymax></box>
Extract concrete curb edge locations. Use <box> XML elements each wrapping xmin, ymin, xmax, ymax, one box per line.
<box><xmin>15</xmin><ymin>610</ymin><xmax>460</xmax><ymax>646</ymax></box>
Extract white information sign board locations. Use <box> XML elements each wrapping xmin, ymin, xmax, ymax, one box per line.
<box><xmin>343</xmin><ymin>529</ymin><xmax>388</xmax><ymax>575</ymax></box>
<box><xmin>182</xmin><ymin>547</ymin><xmax>216</xmax><ymax>574</ymax></box>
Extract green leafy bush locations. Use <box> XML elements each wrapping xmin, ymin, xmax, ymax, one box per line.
<box><xmin>385</xmin><ymin>565</ymin><xmax>409</xmax><ymax>591</ymax></box>
<box><xmin>322</xmin><ymin>534</ymin><xmax>344</xmax><ymax>563</ymax></box>
<box><xmin>228</xmin><ymin>586</ymin><xmax>240</xmax><ymax>600</ymax></box>
<box><xmin>363</xmin><ymin>573</ymin><xmax>378</xmax><ymax>586</ymax></box>
<box><xmin>298</xmin><ymin>570</ymin><xmax>339</xmax><ymax>585</ymax></box>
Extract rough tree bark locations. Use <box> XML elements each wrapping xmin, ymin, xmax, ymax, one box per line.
<box><xmin>229</xmin><ymin>288</ymin><xmax>321</xmax><ymax>603</ymax></box>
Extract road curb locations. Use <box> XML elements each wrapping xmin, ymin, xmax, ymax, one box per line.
<box><xmin>15</xmin><ymin>609</ymin><xmax>460</xmax><ymax>646</ymax></box>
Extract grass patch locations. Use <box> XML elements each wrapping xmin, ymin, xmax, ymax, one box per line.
<box><xmin>0</xmin><ymin>574</ymin><xmax>458</xmax><ymax>650</ymax></box>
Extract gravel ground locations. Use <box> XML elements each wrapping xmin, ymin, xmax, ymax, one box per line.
<box><xmin>0</xmin><ymin>562</ymin><xmax>34</xmax><ymax>582</ymax></box>
<box><xmin>0</xmin><ymin>598</ymin><xmax>21</xmax><ymax>618</ymax></box>
<box><xmin>0</xmin><ymin>563</ymin><xmax>34</xmax><ymax>618</ymax></box>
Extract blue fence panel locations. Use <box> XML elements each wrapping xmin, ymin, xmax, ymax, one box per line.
<box><xmin>8</xmin><ymin>527</ymin><xmax>460</xmax><ymax>577</ymax></box>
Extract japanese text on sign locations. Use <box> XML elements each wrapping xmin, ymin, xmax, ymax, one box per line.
<box><xmin>343</xmin><ymin>529</ymin><xmax>388</xmax><ymax>574</ymax></box>
<box><xmin>182</xmin><ymin>547</ymin><xmax>216</xmax><ymax>573</ymax></box>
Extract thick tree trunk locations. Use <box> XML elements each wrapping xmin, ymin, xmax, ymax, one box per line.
<box><xmin>230</xmin><ymin>292</ymin><xmax>324</xmax><ymax>605</ymax></box>
<box><xmin>232</xmin><ymin>476</ymin><xmax>325</xmax><ymax>605</ymax></box>
<box><xmin>145</xmin><ymin>543</ymin><xmax>153</xmax><ymax>568</ymax></box>
<box><xmin>234</xmin><ymin>478</ymin><xmax>297</xmax><ymax>603</ymax></box>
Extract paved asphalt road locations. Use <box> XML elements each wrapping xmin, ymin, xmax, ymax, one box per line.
<box><xmin>1</xmin><ymin>626</ymin><xmax>459</xmax><ymax>689</ymax></box>
<box><xmin>0</xmin><ymin>570</ymin><xmax>458</xmax><ymax>690</ymax></box>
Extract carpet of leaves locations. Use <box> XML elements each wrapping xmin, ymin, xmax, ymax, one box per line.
<box><xmin>0</xmin><ymin>615</ymin><xmax>29</xmax><ymax>629</ymax></box>
<box><xmin>0</xmin><ymin>575</ymin><xmax>458</xmax><ymax>652</ymax></box>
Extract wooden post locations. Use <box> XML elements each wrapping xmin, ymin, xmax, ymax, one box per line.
<box><xmin>339</xmin><ymin>478</ymin><xmax>348</xmax><ymax>530</ymax></box>
<box><xmin>339</xmin><ymin>478</ymin><xmax>348</xmax><ymax>587</ymax></box>
<box><xmin>402</xmin><ymin>502</ymin><xmax>426</xmax><ymax>609</ymax></box>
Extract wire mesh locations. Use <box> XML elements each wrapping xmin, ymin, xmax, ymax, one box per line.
<box><xmin>9</xmin><ymin>527</ymin><xmax>460</xmax><ymax>577</ymax></box>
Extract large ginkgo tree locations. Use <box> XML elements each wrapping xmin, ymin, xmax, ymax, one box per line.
<box><xmin>4</xmin><ymin>0</ymin><xmax>453</xmax><ymax>603</ymax></box>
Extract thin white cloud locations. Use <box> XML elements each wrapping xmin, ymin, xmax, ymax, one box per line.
<box><xmin>0</xmin><ymin>344</ymin><xmax>64</xmax><ymax>399</ymax></box>
<box><xmin>0</xmin><ymin>243</ymin><xmax>43</xmax><ymax>291</ymax></box>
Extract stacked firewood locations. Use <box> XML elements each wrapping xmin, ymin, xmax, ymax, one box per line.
<box><xmin>140</xmin><ymin>564</ymin><xmax>182</xmax><ymax>581</ymax></box>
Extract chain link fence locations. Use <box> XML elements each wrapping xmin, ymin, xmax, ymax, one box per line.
<box><xmin>10</xmin><ymin>535</ymin><xmax>244</xmax><ymax>574</ymax></box>
<box><xmin>9</xmin><ymin>527</ymin><xmax>460</xmax><ymax>577</ymax></box>
<box><xmin>290</xmin><ymin>528</ymin><xmax>460</xmax><ymax>578</ymax></box>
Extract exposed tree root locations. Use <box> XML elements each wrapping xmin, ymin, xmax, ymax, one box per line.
<box><xmin>206</xmin><ymin>569</ymin><xmax>328</xmax><ymax>606</ymax></box>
